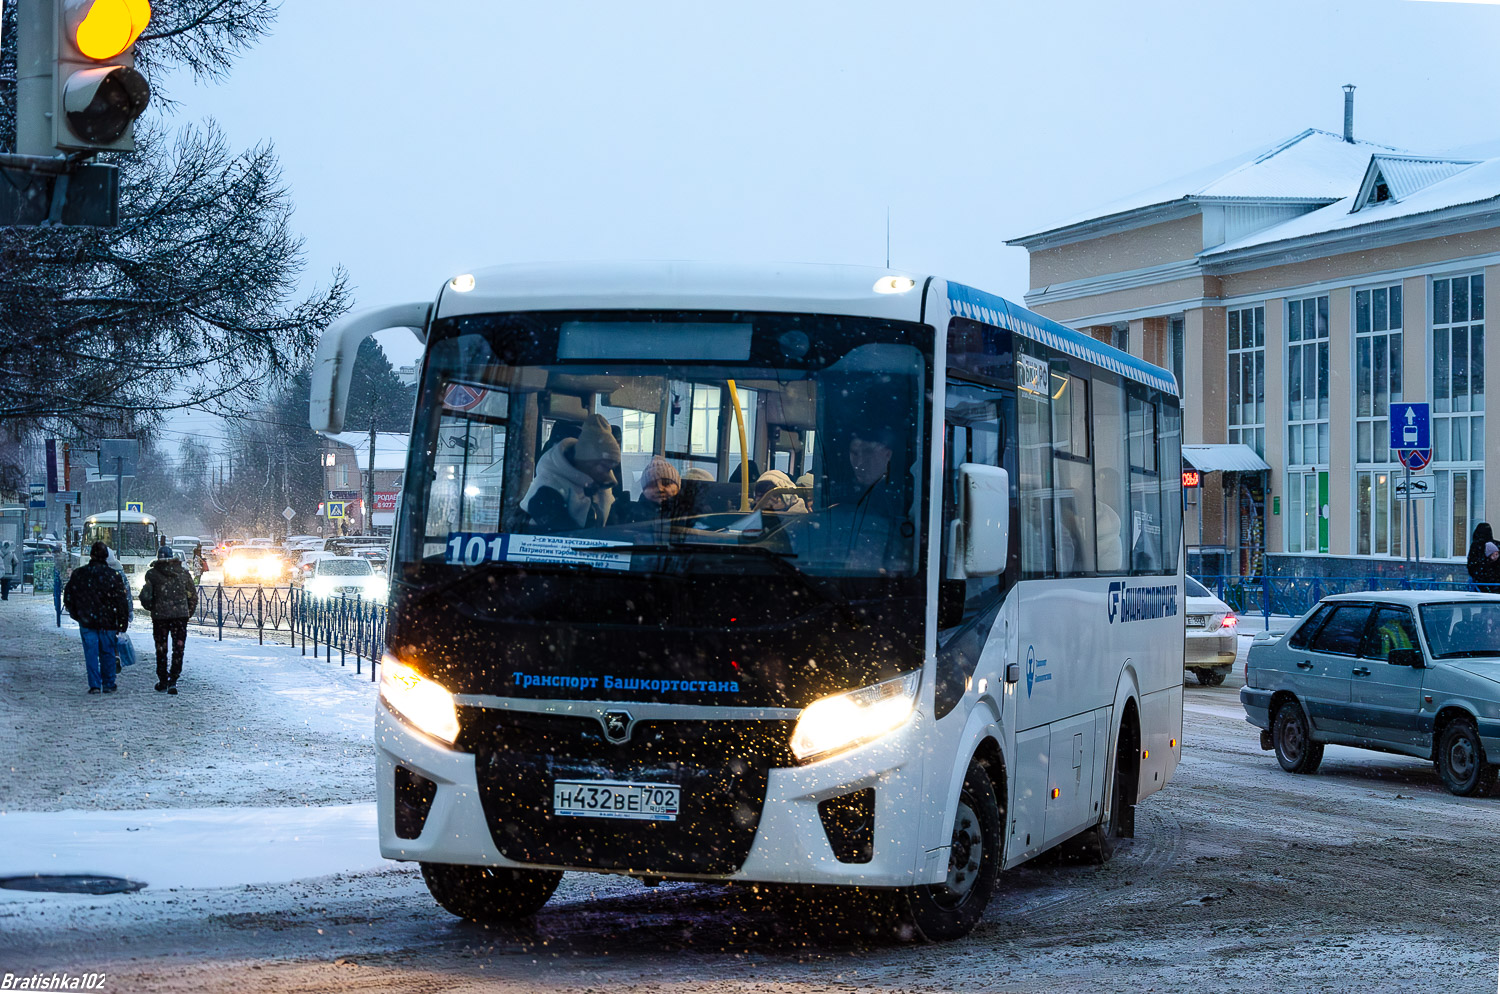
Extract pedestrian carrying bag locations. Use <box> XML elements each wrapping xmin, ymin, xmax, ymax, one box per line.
<box><xmin>118</xmin><ymin>632</ymin><xmax>137</xmax><ymax>667</ymax></box>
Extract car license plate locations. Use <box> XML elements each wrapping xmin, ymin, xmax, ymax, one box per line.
<box><xmin>1186</xmin><ymin>615</ymin><xmax>1207</xmax><ymax>628</ymax></box>
<box><xmin>553</xmin><ymin>780</ymin><xmax>680</xmax><ymax>821</ymax></box>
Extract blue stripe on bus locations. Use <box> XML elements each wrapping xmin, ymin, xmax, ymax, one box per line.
<box><xmin>946</xmin><ymin>281</ymin><xmax>1179</xmax><ymax>396</ymax></box>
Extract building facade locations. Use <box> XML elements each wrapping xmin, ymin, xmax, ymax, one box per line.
<box><xmin>1009</xmin><ymin>123</ymin><xmax>1500</xmax><ymax>579</ymax></box>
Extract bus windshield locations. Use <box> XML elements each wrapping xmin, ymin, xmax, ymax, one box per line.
<box><xmin>399</xmin><ymin>311</ymin><xmax>931</xmax><ymax>584</ymax></box>
<box><xmin>83</xmin><ymin>521</ymin><xmax>158</xmax><ymax>557</ymax></box>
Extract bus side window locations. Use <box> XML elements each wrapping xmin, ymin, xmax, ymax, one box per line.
<box><xmin>1017</xmin><ymin>356</ymin><xmax>1055</xmax><ymax>577</ymax></box>
<box><xmin>1159</xmin><ymin>400</ymin><xmax>1183</xmax><ymax>574</ymax></box>
<box><xmin>1092</xmin><ymin>375</ymin><xmax>1129</xmax><ymax>573</ymax></box>
<box><xmin>1127</xmin><ymin>387</ymin><xmax>1162</xmax><ymax>573</ymax></box>
<box><xmin>940</xmin><ymin>381</ymin><xmax>1004</xmax><ymax>629</ymax></box>
<box><xmin>1052</xmin><ymin>373</ymin><xmax>1095</xmax><ymax>576</ymax></box>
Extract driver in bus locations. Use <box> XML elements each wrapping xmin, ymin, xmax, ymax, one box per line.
<box><xmin>520</xmin><ymin>413</ymin><xmax>621</xmax><ymax>532</ymax></box>
<box><xmin>844</xmin><ymin>424</ymin><xmax>908</xmax><ymax>569</ymax></box>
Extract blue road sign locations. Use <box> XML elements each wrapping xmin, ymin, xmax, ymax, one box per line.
<box><xmin>125</xmin><ymin>501</ymin><xmax>144</xmax><ymax>515</ymax></box>
<box><xmin>1390</xmin><ymin>403</ymin><xmax>1430</xmax><ymax>451</ymax></box>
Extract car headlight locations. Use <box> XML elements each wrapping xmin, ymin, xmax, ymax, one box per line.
<box><xmin>380</xmin><ymin>655</ymin><xmax>460</xmax><ymax>745</ymax></box>
<box><xmin>306</xmin><ymin>577</ymin><xmax>332</xmax><ymax>596</ymax></box>
<box><xmin>790</xmin><ymin>671</ymin><xmax>921</xmax><ymax>764</ymax></box>
<box><xmin>366</xmin><ymin>578</ymin><xmax>389</xmax><ymax>600</ymax></box>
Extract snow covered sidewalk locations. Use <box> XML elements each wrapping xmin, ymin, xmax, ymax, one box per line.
<box><xmin>0</xmin><ymin>596</ymin><xmax>384</xmax><ymax>894</ymax></box>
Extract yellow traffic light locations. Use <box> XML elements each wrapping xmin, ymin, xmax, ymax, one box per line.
<box><xmin>72</xmin><ymin>0</ymin><xmax>150</xmax><ymax>61</ymax></box>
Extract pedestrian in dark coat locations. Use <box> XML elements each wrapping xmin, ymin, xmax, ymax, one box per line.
<box><xmin>1467</xmin><ymin>522</ymin><xmax>1500</xmax><ymax>593</ymax></box>
<box><xmin>139</xmin><ymin>548</ymin><xmax>199</xmax><ymax>695</ymax></box>
<box><xmin>63</xmin><ymin>542</ymin><xmax>131</xmax><ymax>694</ymax></box>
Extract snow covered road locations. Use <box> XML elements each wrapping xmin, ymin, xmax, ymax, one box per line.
<box><xmin>1</xmin><ymin>598</ymin><xmax>1498</xmax><ymax>993</ymax></box>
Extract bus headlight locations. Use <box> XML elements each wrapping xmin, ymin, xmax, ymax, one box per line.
<box><xmin>790</xmin><ymin>671</ymin><xmax>921</xmax><ymax>764</ymax></box>
<box><xmin>380</xmin><ymin>655</ymin><xmax>460</xmax><ymax>745</ymax></box>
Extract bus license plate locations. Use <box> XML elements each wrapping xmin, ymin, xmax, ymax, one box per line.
<box><xmin>553</xmin><ymin>780</ymin><xmax>680</xmax><ymax>821</ymax></box>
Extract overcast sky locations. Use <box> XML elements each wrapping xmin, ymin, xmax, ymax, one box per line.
<box><xmin>157</xmin><ymin>0</ymin><xmax>1500</xmax><ymax>448</ymax></box>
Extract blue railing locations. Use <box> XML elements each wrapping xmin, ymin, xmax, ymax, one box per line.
<box><xmin>1198</xmin><ymin>575</ymin><xmax>1482</xmax><ymax>627</ymax></box>
<box><xmin>183</xmin><ymin>585</ymin><xmax>387</xmax><ymax>681</ymax></box>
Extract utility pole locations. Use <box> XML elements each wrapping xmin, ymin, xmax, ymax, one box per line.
<box><xmin>366</xmin><ymin>421</ymin><xmax>377</xmax><ymax>537</ymax></box>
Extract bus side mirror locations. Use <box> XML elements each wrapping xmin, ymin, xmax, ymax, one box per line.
<box><xmin>308</xmin><ymin>302</ymin><xmax>431</xmax><ymax>433</ymax></box>
<box><xmin>1388</xmin><ymin>647</ymin><xmax>1425</xmax><ymax>668</ymax></box>
<box><xmin>960</xmin><ymin>464</ymin><xmax>1009</xmax><ymax>577</ymax></box>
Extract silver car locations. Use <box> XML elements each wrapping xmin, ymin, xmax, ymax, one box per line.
<box><xmin>1241</xmin><ymin>591</ymin><xmax>1500</xmax><ymax>796</ymax></box>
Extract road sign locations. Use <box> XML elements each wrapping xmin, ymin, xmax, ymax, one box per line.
<box><xmin>56</xmin><ymin>491</ymin><xmax>80</xmax><ymax>505</ymax></box>
<box><xmin>1399</xmin><ymin>448</ymin><xmax>1432</xmax><ymax>471</ymax></box>
<box><xmin>443</xmin><ymin>383</ymin><xmax>487</xmax><ymax>412</ymax></box>
<box><xmin>1390</xmin><ymin>403</ymin><xmax>1430</xmax><ymax>451</ymax></box>
<box><xmin>28</xmin><ymin>483</ymin><xmax>46</xmax><ymax>509</ymax></box>
<box><xmin>282</xmin><ymin>506</ymin><xmax>296</xmax><ymax>521</ymax></box>
<box><xmin>1394</xmin><ymin>474</ymin><xmax>1436</xmax><ymax>500</ymax></box>
<box><xmin>328</xmin><ymin>489</ymin><xmax>359</xmax><ymax>502</ymax></box>
<box><xmin>327</xmin><ymin>501</ymin><xmax>346</xmax><ymax>519</ymax></box>
<box><xmin>125</xmin><ymin>500</ymin><xmax>143</xmax><ymax>515</ymax></box>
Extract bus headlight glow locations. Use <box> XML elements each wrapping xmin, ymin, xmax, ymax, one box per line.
<box><xmin>449</xmin><ymin>273</ymin><xmax>476</xmax><ymax>292</ymax></box>
<box><xmin>790</xmin><ymin>671</ymin><xmax>920</xmax><ymax>764</ymax></box>
<box><xmin>873</xmin><ymin>276</ymin><xmax>917</xmax><ymax>294</ymax></box>
<box><xmin>380</xmin><ymin>656</ymin><xmax>460</xmax><ymax>745</ymax></box>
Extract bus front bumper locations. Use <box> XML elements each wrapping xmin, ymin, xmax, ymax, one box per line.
<box><xmin>376</xmin><ymin>700</ymin><xmax>934</xmax><ymax>888</ymax></box>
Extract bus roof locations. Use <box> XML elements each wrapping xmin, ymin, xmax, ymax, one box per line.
<box><xmin>436</xmin><ymin>262</ymin><xmax>929</xmax><ymax>323</ymax></box>
<box><xmin>946</xmin><ymin>281</ymin><xmax>1179</xmax><ymax>396</ymax></box>
<box><xmin>83</xmin><ymin>511</ymin><xmax>157</xmax><ymax>525</ymax></box>
<box><xmin>431</xmin><ymin>262</ymin><xmax>1178</xmax><ymax>397</ymax></box>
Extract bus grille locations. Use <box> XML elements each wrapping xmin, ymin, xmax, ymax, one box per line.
<box><xmin>461</xmin><ymin>709</ymin><xmax>794</xmax><ymax>876</ymax></box>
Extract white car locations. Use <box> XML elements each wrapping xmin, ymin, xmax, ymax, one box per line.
<box><xmin>304</xmin><ymin>556</ymin><xmax>389</xmax><ymax>602</ymax></box>
<box><xmin>1185</xmin><ymin>575</ymin><xmax>1239</xmax><ymax>686</ymax></box>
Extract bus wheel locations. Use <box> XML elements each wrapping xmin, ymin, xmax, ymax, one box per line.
<box><xmin>899</xmin><ymin>762</ymin><xmax>1001</xmax><ymax>941</ymax></box>
<box><xmin>419</xmin><ymin>862</ymin><xmax>562</xmax><ymax>922</ymax></box>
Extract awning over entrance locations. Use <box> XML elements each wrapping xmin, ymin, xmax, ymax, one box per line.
<box><xmin>1181</xmin><ymin>444</ymin><xmax>1270</xmax><ymax>474</ymax></box>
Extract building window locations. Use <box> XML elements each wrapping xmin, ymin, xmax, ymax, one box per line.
<box><xmin>337</xmin><ymin>463</ymin><xmax>348</xmax><ymax>487</ymax></box>
<box><xmin>1355</xmin><ymin>285</ymin><xmax>1404</xmax><ymax>557</ymax></box>
<box><xmin>1226</xmin><ymin>305</ymin><xmax>1264</xmax><ymax>456</ymax></box>
<box><xmin>1168</xmin><ymin>315</ymin><xmax>1185</xmax><ymax>395</ymax></box>
<box><xmin>1286</xmin><ymin>295</ymin><xmax>1329</xmax><ymax>554</ymax></box>
<box><xmin>1110</xmin><ymin>323</ymin><xmax>1129</xmax><ymax>353</ymax></box>
<box><xmin>1432</xmin><ymin>273</ymin><xmax>1485</xmax><ymax>559</ymax></box>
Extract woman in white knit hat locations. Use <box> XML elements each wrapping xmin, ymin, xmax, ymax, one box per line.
<box><xmin>520</xmin><ymin>414</ymin><xmax>622</xmax><ymax>531</ymax></box>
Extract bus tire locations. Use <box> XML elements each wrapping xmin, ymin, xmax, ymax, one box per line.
<box><xmin>419</xmin><ymin>862</ymin><xmax>562</xmax><ymax>922</ymax></box>
<box><xmin>899</xmin><ymin>761</ymin><xmax>1001</xmax><ymax>942</ymax></box>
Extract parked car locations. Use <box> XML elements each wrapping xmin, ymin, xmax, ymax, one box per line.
<box><xmin>1185</xmin><ymin>575</ymin><xmax>1238</xmax><ymax>686</ymax></box>
<box><xmin>1241</xmin><ymin>591</ymin><xmax>1500</xmax><ymax>796</ymax></box>
<box><xmin>303</xmin><ymin>556</ymin><xmax>388</xmax><ymax>602</ymax></box>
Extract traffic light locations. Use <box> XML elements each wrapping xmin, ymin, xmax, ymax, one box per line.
<box><xmin>15</xmin><ymin>0</ymin><xmax>152</xmax><ymax>155</ymax></box>
<box><xmin>56</xmin><ymin>0</ymin><xmax>152</xmax><ymax>150</ymax></box>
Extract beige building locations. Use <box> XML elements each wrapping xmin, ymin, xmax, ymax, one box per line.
<box><xmin>1009</xmin><ymin>119</ymin><xmax>1500</xmax><ymax>579</ymax></box>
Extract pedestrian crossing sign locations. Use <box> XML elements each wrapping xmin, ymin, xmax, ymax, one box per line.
<box><xmin>327</xmin><ymin>501</ymin><xmax>346</xmax><ymax>519</ymax></box>
<box><xmin>125</xmin><ymin>501</ymin><xmax>144</xmax><ymax>514</ymax></box>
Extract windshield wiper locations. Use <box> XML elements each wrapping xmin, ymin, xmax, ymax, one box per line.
<box><xmin>587</xmin><ymin>543</ymin><xmax>860</xmax><ymax>627</ymax></box>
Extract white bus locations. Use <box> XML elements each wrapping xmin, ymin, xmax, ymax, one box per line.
<box><xmin>81</xmin><ymin>510</ymin><xmax>161</xmax><ymax>593</ymax></box>
<box><xmin>310</xmin><ymin>263</ymin><xmax>1184</xmax><ymax>940</ymax></box>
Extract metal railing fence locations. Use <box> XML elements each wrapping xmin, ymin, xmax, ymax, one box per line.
<box><xmin>186</xmin><ymin>584</ymin><xmax>386</xmax><ymax>680</ymax></box>
<box><xmin>1199</xmin><ymin>574</ymin><xmax>1484</xmax><ymax>627</ymax></box>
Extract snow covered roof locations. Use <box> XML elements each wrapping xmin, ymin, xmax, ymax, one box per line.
<box><xmin>324</xmin><ymin>432</ymin><xmax>409</xmax><ymax>472</ymax></box>
<box><xmin>1205</xmin><ymin>155</ymin><xmax>1500</xmax><ymax>258</ymax></box>
<box><xmin>1011</xmin><ymin>129</ymin><xmax>1407</xmax><ymax>245</ymax></box>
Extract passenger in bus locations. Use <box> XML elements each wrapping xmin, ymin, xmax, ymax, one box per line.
<box><xmin>520</xmin><ymin>414</ymin><xmax>621</xmax><ymax>531</ymax></box>
<box><xmin>754</xmin><ymin>470</ymin><xmax>807</xmax><ymax>513</ymax></box>
<box><xmin>613</xmin><ymin>456</ymin><xmax>682</xmax><ymax>523</ymax></box>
